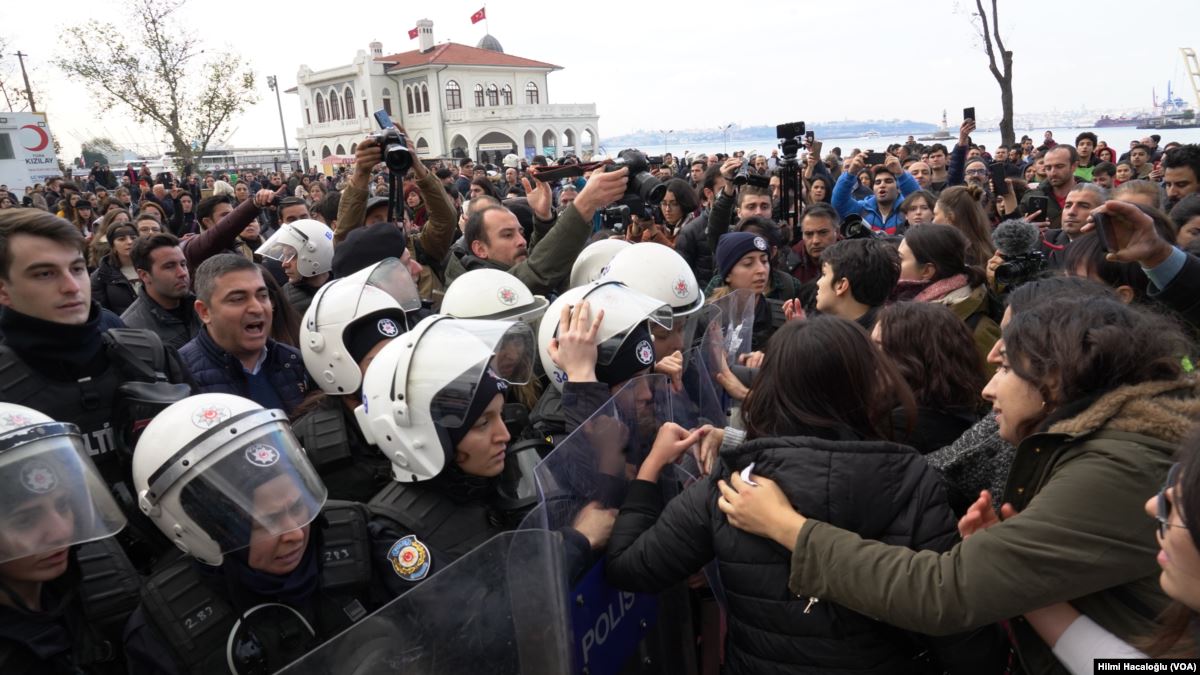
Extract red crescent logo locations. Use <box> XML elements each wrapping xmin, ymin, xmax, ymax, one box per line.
<box><xmin>21</xmin><ymin>125</ymin><xmax>49</xmax><ymax>152</ymax></box>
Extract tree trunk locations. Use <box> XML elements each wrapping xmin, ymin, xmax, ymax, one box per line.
<box><xmin>999</xmin><ymin>80</ymin><xmax>1015</xmax><ymax>147</ymax></box>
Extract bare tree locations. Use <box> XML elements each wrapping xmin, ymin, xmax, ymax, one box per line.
<box><xmin>54</xmin><ymin>0</ymin><xmax>256</xmax><ymax>171</ymax></box>
<box><xmin>972</xmin><ymin>0</ymin><xmax>1015</xmax><ymax>147</ymax></box>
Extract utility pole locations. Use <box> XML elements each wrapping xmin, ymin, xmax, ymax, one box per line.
<box><xmin>15</xmin><ymin>51</ymin><xmax>36</xmax><ymax>112</ymax></box>
<box><xmin>266</xmin><ymin>76</ymin><xmax>290</xmax><ymax>168</ymax></box>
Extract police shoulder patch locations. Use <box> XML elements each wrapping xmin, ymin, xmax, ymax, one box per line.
<box><xmin>387</xmin><ymin>534</ymin><xmax>431</xmax><ymax>582</ymax></box>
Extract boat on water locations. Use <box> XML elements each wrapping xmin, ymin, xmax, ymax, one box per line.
<box><xmin>864</xmin><ymin>130</ymin><xmax>880</xmax><ymax>139</ymax></box>
<box><xmin>1094</xmin><ymin>114</ymin><xmax>1151</xmax><ymax>128</ymax></box>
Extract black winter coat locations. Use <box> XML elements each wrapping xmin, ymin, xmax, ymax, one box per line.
<box><xmin>607</xmin><ymin>429</ymin><xmax>998</xmax><ymax>675</ymax></box>
<box><xmin>90</xmin><ymin>257</ymin><xmax>139</xmax><ymax>315</ymax></box>
<box><xmin>178</xmin><ymin>328</ymin><xmax>310</xmax><ymax>415</ymax></box>
<box><xmin>675</xmin><ymin>210</ymin><xmax>715</xmax><ymax>284</ymax></box>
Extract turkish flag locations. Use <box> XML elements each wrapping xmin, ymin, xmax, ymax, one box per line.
<box><xmin>408</xmin><ymin>27</ymin><xmax>419</xmax><ymax>39</ymax></box>
<box><xmin>470</xmin><ymin>7</ymin><xmax>486</xmax><ymax>24</ymax></box>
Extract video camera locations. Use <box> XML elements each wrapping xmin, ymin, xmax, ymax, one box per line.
<box><xmin>994</xmin><ymin>250</ymin><xmax>1047</xmax><ymax>287</ymax></box>
<box><xmin>840</xmin><ymin>214</ymin><xmax>880</xmax><ymax>240</ymax></box>
<box><xmin>777</xmin><ymin>121</ymin><xmax>806</xmax><ymax>162</ymax></box>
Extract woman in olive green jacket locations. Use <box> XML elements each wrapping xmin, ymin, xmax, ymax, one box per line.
<box><xmin>717</xmin><ymin>295</ymin><xmax>1198</xmax><ymax>675</ymax></box>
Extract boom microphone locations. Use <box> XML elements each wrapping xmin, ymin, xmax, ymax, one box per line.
<box><xmin>992</xmin><ymin>219</ymin><xmax>1040</xmax><ymax>256</ymax></box>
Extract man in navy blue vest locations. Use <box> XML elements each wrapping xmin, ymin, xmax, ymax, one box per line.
<box><xmin>179</xmin><ymin>254</ymin><xmax>310</xmax><ymax>414</ymax></box>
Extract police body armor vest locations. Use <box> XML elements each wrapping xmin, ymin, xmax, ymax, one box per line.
<box><xmin>0</xmin><ymin>537</ymin><xmax>142</xmax><ymax>674</ymax></box>
<box><xmin>0</xmin><ymin>328</ymin><xmax>187</xmax><ymax>572</ymax></box>
<box><xmin>138</xmin><ymin>501</ymin><xmax>372</xmax><ymax>675</ymax></box>
<box><xmin>369</xmin><ymin>481</ymin><xmax>499</xmax><ymax>564</ymax></box>
<box><xmin>291</xmin><ymin>404</ymin><xmax>352</xmax><ymax>469</ymax></box>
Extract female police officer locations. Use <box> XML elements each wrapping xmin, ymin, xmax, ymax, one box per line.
<box><xmin>356</xmin><ymin>315</ymin><xmax>616</xmax><ymax>594</ymax></box>
<box><xmin>124</xmin><ymin>393</ymin><xmax>391</xmax><ymax>674</ymax></box>
<box><xmin>0</xmin><ymin>403</ymin><xmax>134</xmax><ymax>673</ymax></box>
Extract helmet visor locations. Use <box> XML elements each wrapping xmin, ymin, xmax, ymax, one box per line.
<box><xmin>257</xmin><ymin>225</ymin><xmax>307</xmax><ymax>263</ymax></box>
<box><xmin>151</xmin><ymin>412</ymin><xmax>327</xmax><ymax>557</ymax></box>
<box><xmin>0</xmin><ymin>424</ymin><xmax>126</xmax><ymax>564</ymax></box>
<box><xmin>354</xmin><ymin>258</ymin><xmax>423</xmax><ymax>315</ymax></box>
<box><xmin>577</xmin><ymin>282</ymin><xmax>673</xmax><ymax>366</ymax></box>
<box><xmin>420</xmin><ymin>320</ymin><xmax>535</xmax><ymax>430</ymax></box>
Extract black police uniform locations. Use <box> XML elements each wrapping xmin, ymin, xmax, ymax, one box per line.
<box><xmin>0</xmin><ymin>538</ymin><xmax>141</xmax><ymax>674</ymax></box>
<box><xmin>0</xmin><ymin>305</ymin><xmax>194</xmax><ymax>571</ymax></box>
<box><xmin>122</xmin><ymin>502</ymin><xmax>385</xmax><ymax>675</ymax></box>
<box><xmin>291</xmin><ymin>396</ymin><xmax>392</xmax><ymax>503</ymax></box>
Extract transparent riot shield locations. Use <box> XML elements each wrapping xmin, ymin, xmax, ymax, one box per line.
<box><xmin>277</xmin><ymin>529</ymin><xmax>571</xmax><ymax>674</ymax></box>
<box><xmin>521</xmin><ymin>375</ymin><xmax>701</xmax><ymax>675</ymax></box>
<box><xmin>699</xmin><ymin>288</ymin><xmax>757</xmax><ymax>365</ymax></box>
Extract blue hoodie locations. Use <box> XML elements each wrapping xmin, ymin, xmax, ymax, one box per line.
<box><xmin>832</xmin><ymin>170</ymin><xmax>919</xmax><ymax>235</ymax></box>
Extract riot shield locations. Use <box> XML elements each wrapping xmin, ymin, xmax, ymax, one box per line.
<box><xmin>521</xmin><ymin>375</ymin><xmax>700</xmax><ymax>675</ymax></box>
<box><xmin>277</xmin><ymin>529</ymin><xmax>571</xmax><ymax>675</ymax></box>
<box><xmin>700</xmin><ymin>288</ymin><xmax>757</xmax><ymax>365</ymax></box>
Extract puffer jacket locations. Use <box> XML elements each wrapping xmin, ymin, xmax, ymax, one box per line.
<box><xmin>178</xmin><ymin>328</ymin><xmax>310</xmax><ymax>415</ymax></box>
<box><xmin>787</xmin><ymin>377</ymin><xmax>1200</xmax><ymax>675</ymax></box>
<box><xmin>607</xmin><ymin>427</ymin><xmax>1004</xmax><ymax>674</ymax></box>
<box><xmin>90</xmin><ymin>257</ymin><xmax>139</xmax><ymax>315</ymax></box>
<box><xmin>675</xmin><ymin>210</ymin><xmax>714</xmax><ymax>284</ymax></box>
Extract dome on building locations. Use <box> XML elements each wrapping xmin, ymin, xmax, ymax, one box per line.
<box><xmin>476</xmin><ymin>34</ymin><xmax>504</xmax><ymax>53</ymax></box>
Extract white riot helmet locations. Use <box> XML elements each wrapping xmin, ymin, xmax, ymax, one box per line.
<box><xmin>440</xmin><ymin>269</ymin><xmax>548</xmax><ymax>325</ymax></box>
<box><xmin>0</xmin><ymin>404</ymin><xmax>126</xmax><ymax>564</ymax></box>
<box><xmin>132</xmin><ymin>394</ymin><xmax>327</xmax><ymax>565</ymax></box>
<box><xmin>502</xmin><ymin>154</ymin><xmax>522</xmax><ymax>170</ymax></box>
<box><xmin>601</xmin><ymin>242</ymin><xmax>704</xmax><ymax>317</ymax></box>
<box><xmin>302</xmin><ymin>258</ymin><xmax>424</xmax><ymax>395</ymax></box>
<box><xmin>569</xmin><ymin>239</ymin><xmax>631</xmax><ymax>289</ymax></box>
<box><xmin>356</xmin><ymin>316</ymin><xmax>535</xmax><ymax>483</ymax></box>
<box><xmin>257</xmin><ymin>219</ymin><xmax>335</xmax><ymax>278</ymax></box>
<box><xmin>538</xmin><ymin>280</ymin><xmax>673</xmax><ymax>391</ymax></box>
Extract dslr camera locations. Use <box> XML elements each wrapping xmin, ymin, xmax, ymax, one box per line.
<box><xmin>994</xmin><ymin>250</ymin><xmax>1047</xmax><ymax>287</ymax></box>
<box><xmin>604</xmin><ymin>149</ymin><xmax>666</xmax><ymax>205</ymax></box>
<box><xmin>600</xmin><ymin>205</ymin><xmax>631</xmax><ymax>233</ymax></box>
<box><xmin>371</xmin><ymin>109</ymin><xmax>414</xmax><ymax>173</ymax></box>
<box><xmin>839</xmin><ymin>214</ymin><xmax>880</xmax><ymax>240</ymax></box>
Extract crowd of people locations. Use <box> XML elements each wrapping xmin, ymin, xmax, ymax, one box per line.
<box><xmin>0</xmin><ymin>117</ymin><xmax>1198</xmax><ymax>674</ymax></box>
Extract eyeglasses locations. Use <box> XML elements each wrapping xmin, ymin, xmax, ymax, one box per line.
<box><xmin>965</xmin><ymin>169</ymin><xmax>989</xmax><ymax>177</ymax></box>
<box><xmin>1156</xmin><ymin>462</ymin><xmax>1188</xmax><ymax>538</ymax></box>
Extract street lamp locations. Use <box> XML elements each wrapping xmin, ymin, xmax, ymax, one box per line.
<box><xmin>719</xmin><ymin>124</ymin><xmax>733</xmax><ymax>155</ymax></box>
<box><xmin>659</xmin><ymin>129</ymin><xmax>674</xmax><ymax>155</ymax></box>
<box><xmin>266</xmin><ymin>76</ymin><xmax>291</xmax><ymax>170</ymax></box>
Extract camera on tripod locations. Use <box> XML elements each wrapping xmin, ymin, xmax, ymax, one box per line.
<box><xmin>371</xmin><ymin>109</ymin><xmax>414</xmax><ymax>173</ymax></box>
<box><xmin>776</xmin><ymin>121</ymin><xmax>806</xmax><ymax>162</ymax></box>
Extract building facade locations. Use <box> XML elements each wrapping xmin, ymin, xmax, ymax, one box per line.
<box><xmin>290</xmin><ymin>20</ymin><xmax>599</xmax><ymax>173</ymax></box>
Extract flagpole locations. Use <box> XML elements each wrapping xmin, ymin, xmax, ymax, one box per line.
<box><xmin>485</xmin><ymin>4</ymin><xmax>490</xmax><ymax>34</ymax></box>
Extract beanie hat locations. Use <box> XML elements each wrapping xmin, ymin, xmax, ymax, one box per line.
<box><xmin>444</xmin><ymin>368</ymin><xmax>509</xmax><ymax>452</ymax></box>
<box><xmin>594</xmin><ymin>322</ymin><xmax>656</xmax><ymax>386</ymax></box>
<box><xmin>343</xmin><ymin>308</ymin><xmax>410</xmax><ymax>364</ymax></box>
<box><xmin>715</xmin><ymin>231</ymin><xmax>770</xmax><ymax>282</ymax></box>
<box><xmin>332</xmin><ymin>221</ymin><xmax>408</xmax><ymax>278</ymax></box>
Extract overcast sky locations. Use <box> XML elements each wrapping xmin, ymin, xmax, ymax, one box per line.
<box><xmin>3</xmin><ymin>0</ymin><xmax>1199</xmax><ymax>156</ymax></box>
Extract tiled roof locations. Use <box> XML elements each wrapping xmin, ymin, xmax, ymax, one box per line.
<box><xmin>376</xmin><ymin>43</ymin><xmax>560</xmax><ymax>71</ymax></box>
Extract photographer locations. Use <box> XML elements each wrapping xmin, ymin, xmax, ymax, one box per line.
<box><xmin>706</xmin><ymin>157</ymin><xmax>775</xmax><ymax>260</ymax></box>
<box><xmin>180</xmin><ymin>187</ymin><xmax>282</xmax><ymax>273</ymax></box>
<box><xmin>333</xmin><ymin>130</ymin><xmax>458</xmax><ymax>299</ymax></box>
<box><xmin>832</xmin><ymin>153</ymin><xmax>919</xmax><ymax>235</ymax></box>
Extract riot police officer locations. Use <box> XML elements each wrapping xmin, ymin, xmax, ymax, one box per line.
<box><xmin>0</xmin><ymin>210</ymin><xmax>193</xmax><ymax>571</ymax></box>
<box><xmin>293</xmin><ymin>258</ymin><xmax>424</xmax><ymax>502</ymax></box>
<box><xmin>256</xmin><ymin>218</ymin><xmax>336</xmax><ymax>315</ymax></box>
<box><xmin>0</xmin><ymin>403</ymin><xmax>138</xmax><ymax>673</ymax></box>
<box><xmin>356</xmin><ymin>315</ymin><xmax>614</xmax><ymax>594</ymax></box>
<box><xmin>123</xmin><ymin>393</ymin><xmax>390</xmax><ymax>674</ymax></box>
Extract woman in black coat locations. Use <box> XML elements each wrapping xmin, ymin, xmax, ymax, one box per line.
<box><xmin>88</xmin><ymin>223</ymin><xmax>139</xmax><ymax>315</ymax></box>
<box><xmin>606</xmin><ymin>316</ymin><xmax>1005</xmax><ymax>675</ymax></box>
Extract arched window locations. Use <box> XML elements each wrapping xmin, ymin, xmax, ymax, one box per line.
<box><xmin>335</xmin><ymin>144</ymin><xmax>345</xmax><ymax>155</ymax></box>
<box><xmin>315</xmin><ymin>92</ymin><xmax>327</xmax><ymax>123</ymax></box>
<box><xmin>406</xmin><ymin>87</ymin><xmax>415</xmax><ymax>115</ymax></box>
<box><xmin>445</xmin><ymin>80</ymin><xmax>462</xmax><ymax>110</ymax></box>
<box><xmin>350</xmin><ymin>143</ymin><xmax>357</xmax><ymax>154</ymax></box>
<box><xmin>382</xmin><ymin>88</ymin><xmax>393</xmax><ymax>116</ymax></box>
<box><xmin>474</xmin><ymin>84</ymin><xmax>484</xmax><ymax>107</ymax></box>
<box><xmin>321</xmin><ymin>145</ymin><xmax>331</xmax><ymax>158</ymax></box>
<box><xmin>525</xmin><ymin>82</ymin><xmax>539</xmax><ymax>105</ymax></box>
<box><xmin>501</xmin><ymin>84</ymin><xmax>513</xmax><ymax>106</ymax></box>
<box><xmin>329</xmin><ymin>89</ymin><xmax>341</xmax><ymax>120</ymax></box>
<box><xmin>344</xmin><ymin>87</ymin><xmax>355</xmax><ymax>119</ymax></box>
<box><xmin>421</xmin><ymin>84</ymin><xmax>430</xmax><ymax>113</ymax></box>
<box><xmin>305</xmin><ymin>108</ymin><xmax>311</xmax><ymax>125</ymax></box>
<box><xmin>486</xmin><ymin>83</ymin><xmax>499</xmax><ymax>107</ymax></box>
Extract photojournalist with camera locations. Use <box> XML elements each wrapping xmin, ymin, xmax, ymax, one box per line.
<box><xmin>332</xmin><ymin>115</ymin><xmax>458</xmax><ymax>299</ymax></box>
